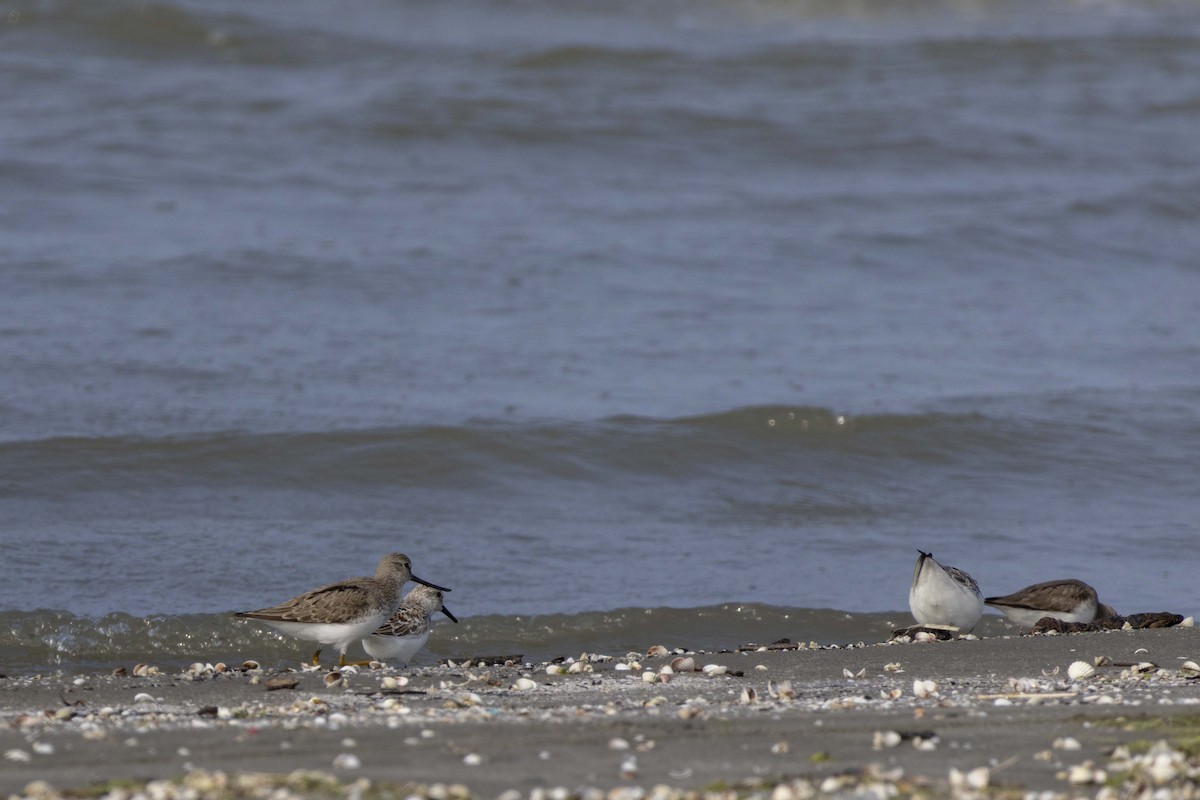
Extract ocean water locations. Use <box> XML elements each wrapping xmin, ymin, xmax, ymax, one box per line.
<box><xmin>2</xmin><ymin>0</ymin><xmax>1199</xmax><ymax>673</ymax></box>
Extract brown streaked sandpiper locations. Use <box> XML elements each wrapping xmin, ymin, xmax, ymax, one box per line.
<box><xmin>985</xmin><ymin>578</ymin><xmax>1117</xmax><ymax>629</ymax></box>
<box><xmin>234</xmin><ymin>553</ymin><xmax>449</xmax><ymax>668</ymax></box>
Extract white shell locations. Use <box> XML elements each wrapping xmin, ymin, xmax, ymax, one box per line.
<box><xmin>512</xmin><ymin>678</ymin><xmax>538</xmax><ymax>691</ymax></box>
<box><xmin>670</xmin><ymin>656</ymin><xmax>695</xmax><ymax>673</ymax></box>
<box><xmin>1067</xmin><ymin>661</ymin><xmax>1096</xmax><ymax>681</ymax></box>
<box><xmin>332</xmin><ymin>753</ymin><xmax>361</xmax><ymax>770</ymax></box>
<box><xmin>912</xmin><ymin>679</ymin><xmax>938</xmax><ymax>699</ymax></box>
<box><xmin>1179</xmin><ymin>660</ymin><xmax>1200</xmax><ymax>678</ymax></box>
<box><xmin>872</xmin><ymin>730</ymin><xmax>902</xmax><ymax>749</ymax></box>
<box><xmin>701</xmin><ymin>664</ymin><xmax>727</xmax><ymax>676</ymax></box>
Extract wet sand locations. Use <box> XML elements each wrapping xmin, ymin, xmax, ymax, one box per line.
<box><xmin>3</xmin><ymin>626</ymin><xmax>1200</xmax><ymax>797</ymax></box>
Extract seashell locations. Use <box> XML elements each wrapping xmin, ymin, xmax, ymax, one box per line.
<box><xmin>1131</xmin><ymin>661</ymin><xmax>1157</xmax><ymax>675</ymax></box>
<box><xmin>1053</xmin><ymin>737</ymin><xmax>1082</xmax><ymax>750</ymax></box>
<box><xmin>608</xmin><ymin>737</ymin><xmax>630</xmax><ymax>750</ymax></box>
<box><xmin>566</xmin><ymin>661</ymin><xmax>589</xmax><ymax>674</ymax></box>
<box><xmin>701</xmin><ymin>664</ymin><xmax>727</xmax><ymax>677</ymax></box>
<box><xmin>133</xmin><ymin>693</ymin><xmax>156</xmax><ymax>704</ymax></box>
<box><xmin>646</xmin><ymin>645</ymin><xmax>669</xmax><ymax>658</ymax></box>
<box><xmin>754</xmin><ymin>664</ymin><xmax>768</xmax><ymax>672</ymax></box>
<box><xmin>842</xmin><ymin>667</ymin><xmax>865</xmax><ymax>679</ymax></box>
<box><xmin>883</xmin><ymin>662</ymin><xmax>903</xmax><ymax>673</ymax></box>
<box><xmin>511</xmin><ymin>677</ymin><xmax>537</xmax><ymax>691</ymax></box>
<box><xmin>1065</xmin><ymin>762</ymin><xmax>1106</xmax><ymax>785</ymax></box>
<box><xmin>381</xmin><ymin>676</ymin><xmax>409</xmax><ymax>689</ymax></box>
<box><xmin>1042</xmin><ymin>666</ymin><xmax>1061</xmax><ymax>677</ymax></box>
<box><xmin>643</xmin><ymin>695</ymin><xmax>668</xmax><ymax>707</ymax></box>
<box><xmin>619</xmin><ymin>755</ymin><xmax>638</xmax><ymax>779</ymax></box>
<box><xmin>241</xmin><ymin>660</ymin><xmax>260</xmax><ymax>671</ymax></box>
<box><xmin>332</xmin><ymin>753</ymin><xmax>361</xmax><ymax>770</ymax></box>
<box><xmin>188</xmin><ymin>662</ymin><xmax>208</xmax><ymax>675</ymax></box>
<box><xmin>912</xmin><ymin>679</ymin><xmax>938</xmax><ymax>699</ymax></box>
<box><xmin>678</xmin><ymin>706</ymin><xmax>703</xmax><ymax>720</ymax></box>
<box><xmin>913</xmin><ymin>631</ymin><xmax>937</xmax><ymax>643</ymax></box>
<box><xmin>880</xmin><ymin>688</ymin><xmax>903</xmax><ymax>700</ymax></box>
<box><xmin>739</xmin><ymin>687</ymin><xmax>758</xmax><ymax>705</ymax></box>
<box><xmin>613</xmin><ymin>663</ymin><xmax>631</xmax><ymax>671</ymax></box>
<box><xmin>949</xmin><ymin>767</ymin><xmax>990</xmax><ymax>790</ymax></box>
<box><xmin>1067</xmin><ymin>661</ymin><xmax>1095</xmax><ymax>681</ymax></box>
<box><xmin>1179</xmin><ymin>660</ymin><xmax>1200</xmax><ymax>678</ymax></box>
<box><xmin>4</xmin><ymin>749</ymin><xmax>31</xmax><ymax>763</ymax></box>
<box><xmin>656</xmin><ymin>672</ymin><xmax>672</xmax><ymax>684</ymax></box>
<box><xmin>767</xmin><ymin>680</ymin><xmax>796</xmax><ymax>700</ymax></box>
<box><xmin>213</xmin><ymin>662</ymin><xmax>228</xmax><ymax>673</ymax></box>
<box><xmin>872</xmin><ymin>730</ymin><xmax>902</xmax><ymax>749</ymax></box>
<box><xmin>642</xmin><ymin>671</ymin><xmax>657</xmax><ymax>684</ymax></box>
<box><xmin>545</xmin><ymin>664</ymin><xmax>566</xmax><ymax>675</ymax></box>
<box><xmin>1181</xmin><ymin>616</ymin><xmax>1194</xmax><ymax>627</ymax></box>
<box><xmin>31</xmin><ymin>742</ymin><xmax>54</xmax><ymax>755</ymax></box>
<box><xmin>670</xmin><ymin>656</ymin><xmax>695</xmax><ymax>673</ymax></box>
<box><xmin>132</xmin><ymin>663</ymin><xmax>159</xmax><ymax>677</ymax></box>
<box><xmin>324</xmin><ymin>672</ymin><xmax>344</xmax><ymax>688</ymax></box>
<box><xmin>770</xmin><ymin>741</ymin><xmax>789</xmax><ymax>754</ymax></box>
<box><xmin>462</xmin><ymin>753</ymin><xmax>483</xmax><ymax>766</ymax></box>
<box><xmin>658</xmin><ymin>665</ymin><xmax>674</xmax><ymax>675</ymax></box>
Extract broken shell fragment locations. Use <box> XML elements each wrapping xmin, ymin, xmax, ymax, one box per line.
<box><xmin>324</xmin><ymin>671</ymin><xmax>345</xmax><ymax>688</ymax></box>
<box><xmin>646</xmin><ymin>645</ymin><xmax>669</xmax><ymax>658</ymax></box>
<box><xmin>912</xmin><ymin>679</ymin><xmax>938</xmax><ymax>699</ymax></box>
<box><xmin>767</xmin><ymin>680</ymin><xmax>796</xmax><ymax>700</ymax></box>
<box><xmin>701</xmin><ymin>664</ymin><xmax>728</xmax><ymax>677</ymax></box>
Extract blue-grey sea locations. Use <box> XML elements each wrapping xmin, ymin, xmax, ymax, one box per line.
<box><xmin>2</xmin><ymin>0</ymin><xmax>1199</xmax><ymax>672</ymax></box>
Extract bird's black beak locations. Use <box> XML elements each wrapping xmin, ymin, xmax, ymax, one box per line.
<box><xmin>441</xmin><ymin>606</ymin><xmax>459</xmax><ymax>623</ymax></box>
<box><xmin>412</xmin><ymin>574</ymin><xmax>451</xmax><ymax>592</ymax></box>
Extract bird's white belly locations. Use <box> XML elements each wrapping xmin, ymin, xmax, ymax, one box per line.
<box><xmin>999</xmin><ymin>600</ymin><xmax>1096</xmax><ymax>628</ymax></box>
<box><xmin>362</xmin><ymin>631</ymin><xmax>429</xmax><ymax>666</ymax></box>
<box><xmin>262</xmin><ymin>617</ymin><xmax>383</xmax><ymax>650</ymax></box>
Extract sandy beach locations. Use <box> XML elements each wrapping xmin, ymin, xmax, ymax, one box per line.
<box><xmin>3</xmin><ymin>625</ymin><xmax>1200</xmax><ymax>798</ymax></box>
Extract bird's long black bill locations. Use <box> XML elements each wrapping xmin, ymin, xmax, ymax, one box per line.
<box><xmin>441</xmin><ymin>606</ymin><xmax>459</xmax><ymax>623</ymax></box>
<box><xmin>412</xmin><ymin>574</ymin><xmax>451</xmax><ymax>592</ymax></box>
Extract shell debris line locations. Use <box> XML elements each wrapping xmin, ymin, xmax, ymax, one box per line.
<box><xmin>2</xmin><ymin>626</ymin><xmax>1200</xmax><ymax>800</ymax></box>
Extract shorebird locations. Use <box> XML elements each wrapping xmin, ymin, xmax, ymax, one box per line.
<box><xmin>908</xmin><ymin>550</ymin><xmax>984</xmax><ymax>632</ymax></box>
<box><xmin>234</xmin><ymin>553</ymin><xmax>450</xmax><ymax>668</ymax></box>
<box><xmin>362</xmin><ymin>585</ymin><xmax>458</xmax><ymax>666</ymax></box>
<box><xmin>985</xmin><ymin>579</ymin><xmax>1117</xmax><ymax>629</ymax></box>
